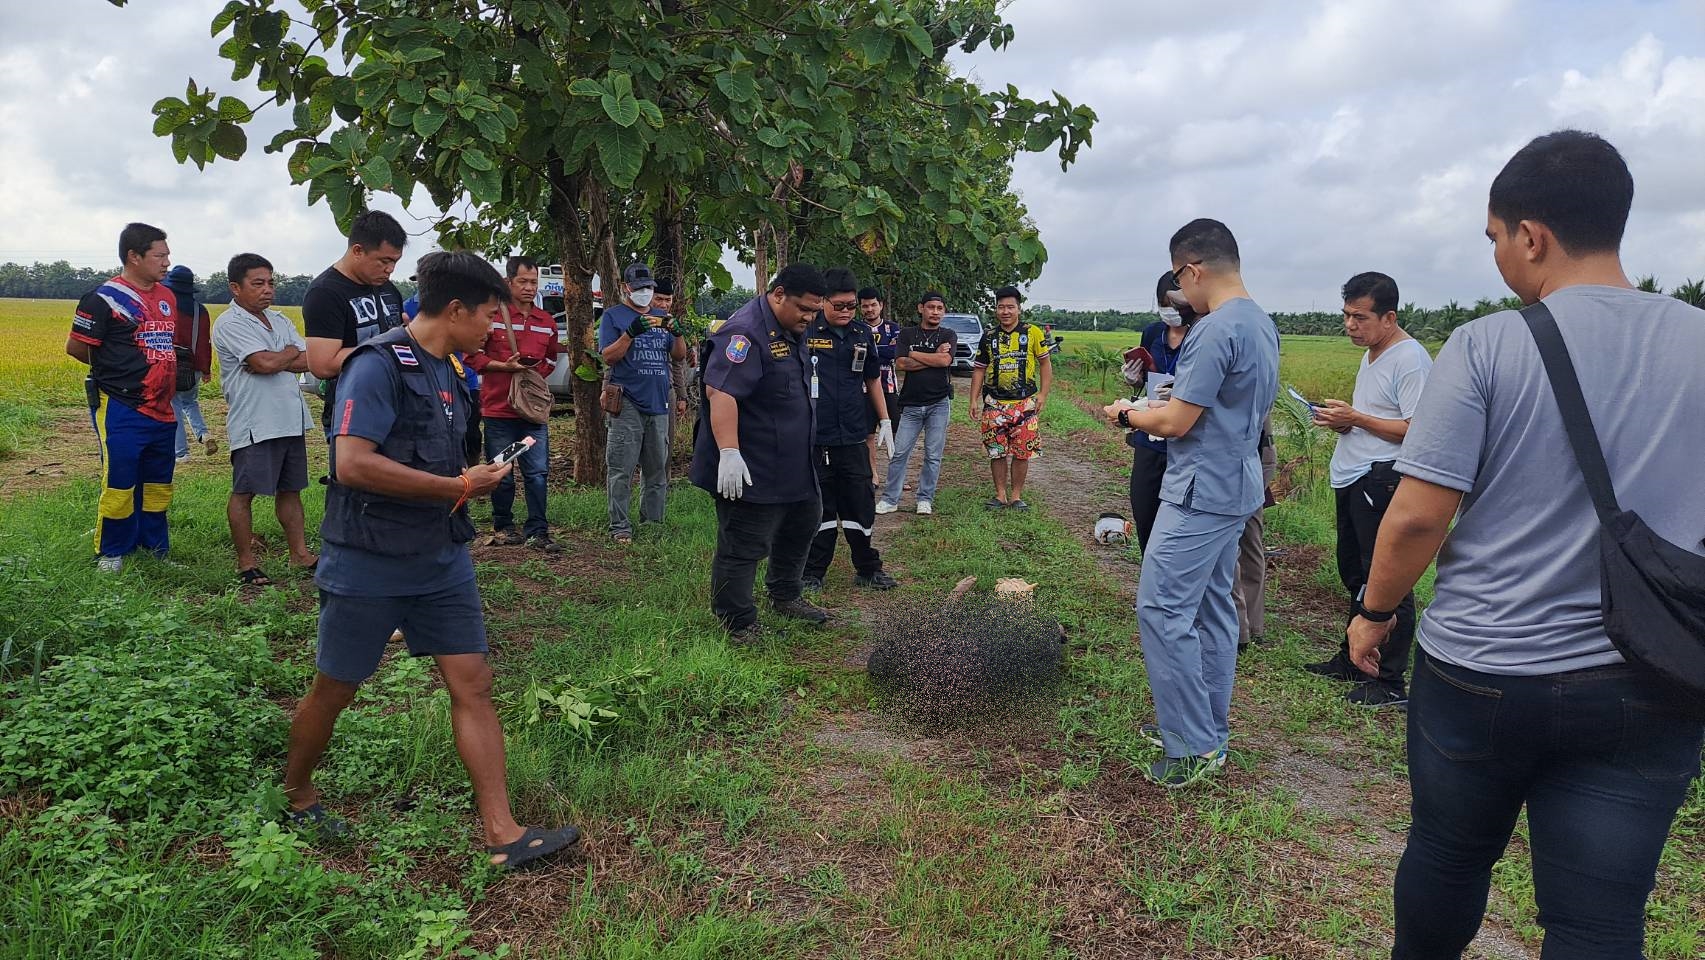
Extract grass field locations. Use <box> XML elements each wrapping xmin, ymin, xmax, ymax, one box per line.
<box><xmin>1052</xmin><ymin>328</ymin><xmax>1374</xmax><ymax>404</ymax></box>
<box><xmin>0</xmin><ymin>299</ymin><xmax>1699</xmax><ymax>958</ymax></box>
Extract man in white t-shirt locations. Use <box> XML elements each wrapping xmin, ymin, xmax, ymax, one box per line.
<box><xmin>1304</xmin><ymin>272</ymin><xmax>1431</xmax><ymax>707</ymax></box>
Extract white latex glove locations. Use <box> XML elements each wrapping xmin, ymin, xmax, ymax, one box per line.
<box><xmin>716</xmin><ymin>448</ymin><xmax>752</xmax><ymax>499</ymax></box>
<box><xmin>875</xmin><ymin>419</ymin><xmax>894</xmax><ymax>455</ymax></box>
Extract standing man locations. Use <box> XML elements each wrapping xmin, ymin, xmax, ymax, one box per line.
<box><xmin>690</xmin><ymin>264</ymin><xmax>831</xmax><ymax>644</ymax></box>
<box><xmin>286</xmin><ymin>251</ymin><xmax>581</xmax><ymax>869</ymax></box>
<box><xmin>1305</xmin><ymin>271</ymin><xmax>1432</xmax><ymax>706</ymax></box>
<box><xmin>65</xmin><ymin>222</ymin><xmax>179</xmax><ymax>572</ymax></box>
<box><xmin>599</xmin><ymin>263</ymin><xmax>688</xmax><ymax>545</ymax></box>
<box><xmin>211</xmin><ymin>253</ymin><xmax>318</xmax><ymax>585</ymax></box>
<box><xmin>1103</xmin><ymin>219</ymin><xmax>1279</xmax><ymax>787</ymax></box>
<box><xmin>163</xmin><ymin>265</ymin><xmax>216</xmax><ymax>464</ymax></box>
<box><xmin>860</xmin><ymin>287</ymin><xmax>901</xmax><ymax>484</ymax></box>
<box><xmin>969</xmin><ymin>285</ymin><xmax>1053</xmax><ymax>510</ymax></box>
<box><xmin>654</xmin><ymin>278</ymin><xmax>693</xmax><ymax>450</ymax></box>
<box><xmin>1231</xmin><ymin>421</ymin><xmax>1277</xmax><ymax>652</ymax></box>
<box><xmin>468</xmin><ymin>256</ymin><xmax>562</xmax><ymax>552</ymax></box>
<box><xmin>303</xmin><ymin>210</ymin><xmax>408</xmax><ymax>437</ymax></box>
<box><xmin>802</xmin><ymin>268</ymin><xmax>897</xmax><ymax>592</ymax></box>
<box><xmin>877</xmin><ymin>292</ymin><xmax>958</xmax><ymax>516</ymax></box>
<box><xmin>1348</xmin><ymin>131</ymin><xmax>1704</xmax><ymax>957</ymax></box>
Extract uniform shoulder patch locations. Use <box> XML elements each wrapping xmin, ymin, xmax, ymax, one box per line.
<box><xmin>708</xmin><ymin>316</ymin><xmax>726</xmax><ymax>334</ymax></box>
<box><xmin>725</xmin><ymin>335</ymin><xmax>751</xmax><ymax>363</ymax></box>
<box><xmin>448</xmin><ymin>353</ymin><xmax>466</xmax><ymax>377</ymax></box>
<box><xmin>391</xmin><ymin>343</ymin><xmax>420</xmax><ymax>367</ymax></box>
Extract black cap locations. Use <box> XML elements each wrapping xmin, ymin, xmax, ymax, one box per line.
<box><xmin>622</xmin><ymin>262</ymin><xmax>657</xmax><ymax>290</ymax></box>
<box><xmin>918</xmin><ymin>291</ymin><xmax>945</xmax><ymax>305</ymax></box>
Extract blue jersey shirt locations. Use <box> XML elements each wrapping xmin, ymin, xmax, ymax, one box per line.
<box><xmin>689</xmin><ymin>295</ymin><xmax>818</xmax><ymax>504</ymax></box>
<box><xmin>599</xmin><ymin>304</ymin><xmax>676</xmax><ymax>415</ymax></box>
<box><xmin>1161</xmin><ymin>298</ymin><xmax>1279</xmax><ymax>517</ymax></box>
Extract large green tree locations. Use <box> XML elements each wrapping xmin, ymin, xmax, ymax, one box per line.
<box><xmin>139</xmin><ymin>0</ymin><xmax>1095</xmax><ymax>480</ymax></box>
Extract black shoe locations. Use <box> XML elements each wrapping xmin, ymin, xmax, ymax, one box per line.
<box><xmin>727</xmin><ymin>622</ymin><xmax>766</xmax><ymax>646</ymax></box>
<box><xmin>772</xmin><ymin>596</ymin><xmax>830</xmax><ymax>624</ymax></box>
<box><xmin>855</xmin><ymin>569</ymin><xmax>898</xmax><ymax>590</ymax></box>
<box><xmin>801</xmin><ymin>576</ymin><xmax>825</xmax><ymax>593</ymax></box>
<box><xmin>1304</xmin><ymin>653</ymin><xmax>1363</xmax><ymax>683</ymax></box>
<box><xmin>526</xmin><ymin>534</ymin><xmax>563</xmax><ymax>554</ymax></box>
<box><xmin>491</xmin><ymin>527</ymin><xmax>524</xmax><ymax>546</ymax></box>
<box><xmin>1346</xmin><ymin>682</ymin><xmax>1408</xmax><ymax>709</ymax></box>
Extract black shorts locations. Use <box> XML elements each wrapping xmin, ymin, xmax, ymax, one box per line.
<box><xmin>231</xmin><ymin>435</ymin><xmax>309</xmax><ymax>496</ymax></box>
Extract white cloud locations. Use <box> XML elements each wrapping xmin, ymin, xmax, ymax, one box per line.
<box><xmin>1</xmin><ymin>1</ymin><xmax>1702</xmax><ymax>307</ymax></box>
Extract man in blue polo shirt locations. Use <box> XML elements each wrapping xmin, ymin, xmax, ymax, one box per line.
<box><xmin>1105</xmin><ymin>218</ymin><xmax>1279</xmax><ymax>788</ymax></box>
<box><xmin>689</xmin><ymin>264</ymin><xmax>830</xmax><ymax>644</ymax></box>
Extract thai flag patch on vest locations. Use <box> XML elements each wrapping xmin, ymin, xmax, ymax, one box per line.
<box><xmin>391</xmin><ymin>344</ymin><xmax>420</xmax><ymax>366</ymax></box>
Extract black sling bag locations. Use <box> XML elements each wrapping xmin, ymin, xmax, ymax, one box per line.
<box><xmin>1521</xmin><ymin>301</ymin><xmax>1705</xmax><ymax>712</ymax></box>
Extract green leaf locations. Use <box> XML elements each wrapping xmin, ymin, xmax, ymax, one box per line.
<box><xmin>461</xmin><ymin>148</ymin><xmax>494</xmax><ymax>171</ymax></box>
<box><xmin>405</xmin><ymin>47</ymin><xmax>445</xmax><ymax>64</ymax></box>
<box><xmin>359</xmin><ymin>155</ymin><xmax>393</xmax><ymax>190</ymax></box>
<box><xmin>464</xmin><ymin>164</ymin><xmax>502</xmax><ymax>204</ymax></box>
<box><xmin>756</xmin><ymin>127</ymin><xmax>787</xmax><ymax>149</ymax></box>
<box><xmin>209</xmin><ymin>122</ymin><xmax>247</xmax><ymax>161</ymax></box>
<box><xmin>715</xmin><ymin>69</ymin><xmax>755</xmax><ymax>104</ymax></box>
<box><xmin>397</xmin><ymin>78</ymin><xmax>426</xmax><ymax>104</ymax></box>
<box><xmin>210</xmin><ymin>0</ymin><xmax>244</xmax><ymax>37</ymax></box>
<box><xmin>600</xmin><ymin>87</ymin><xmax>640</xmax><ymax>128</ymax></box>
<box><xmin>597</xmin><ymin>123</ymin><xmax>645</xmax><ymax>188</ymax></box>
<box><xmin>568</xmin><ymin>78</ymin><xmax>604</xmax><ymax>98</ymax></box>
<box><xmin>860</xmin><ymin>29</ymin><xmax>891</xmax><ymax>66</ymax></box>
<box><xmin>413</xmin><ymin>104</ymin><xmax>447</xmax><ymax>137</ymax></box>
<box><xmin>636</xmin><ymin>99</ymin><xmax>663</xmax><ymax>128</ymax></box>
<box><xmin>903</xmin><ymin>24</ymin><xmax>935</xmax><ymax>58</ymax></box>
<box><xmin>216</xmin><ymin>95</ymin><xmax>249</xmax><ymax>120</ymax></box>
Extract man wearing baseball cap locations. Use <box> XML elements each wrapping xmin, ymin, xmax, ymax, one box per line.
<box><xmin>599</xmin><ymin>262</ymin><xmax>687</xmax><ymax>544</ymax></box>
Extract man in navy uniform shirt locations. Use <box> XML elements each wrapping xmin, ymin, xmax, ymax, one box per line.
<box><xmin>285</xmin><ymin>251</ymin><xmax>581</xmax><ymax>870</ymax></box>
<box><xmin>689</xmin><ymin>263</ymin><xmax>831</xmax><ymax>644</ymax></box>
<box><xmin>801</xmin><ymin>268</ymin><xmax>896</xmax><ymax>592</ymax></box>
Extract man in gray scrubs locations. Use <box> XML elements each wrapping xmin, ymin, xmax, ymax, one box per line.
<box><xmin>1104</xmin><ymin>218</ymin><xmax>1279</xmax><ymax>788</ymax></box>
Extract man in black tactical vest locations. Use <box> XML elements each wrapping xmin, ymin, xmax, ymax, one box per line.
<box><xmin>283</xmin><ymin>251</ymin><xmax>581</xmax><ymax>870</ymax></box>
<box><xmin>801</xmin><ymin>268</ymin><xmax>897</xmax><ymax>592</ymax></box>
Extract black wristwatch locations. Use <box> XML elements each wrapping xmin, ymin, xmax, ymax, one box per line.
<box><xmin>1117</xmin><ymin>408</ymin><xmax>1133</xmax><ymax>429</ymax></box>
<box><xmin>1355</xmin><ymin>585</ymin><xmax>1398</xmax><ymax>623</ymax></box>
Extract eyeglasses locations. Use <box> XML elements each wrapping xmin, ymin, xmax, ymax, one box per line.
<box><xmin>1171</xmin><ymin>260</ymin><xmax>1202</xmax><ymax>286</ymax></box>
<box><xmin>828</xmin><ymin>299</ymin><xmax>858</xmax><ymax>312</ymax></box>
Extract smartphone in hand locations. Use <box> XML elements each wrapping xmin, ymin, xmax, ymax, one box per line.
<box><xmin>490</xmin><ymin>436</ymin><xmax>536</xmax><ymax>465</ymax></box>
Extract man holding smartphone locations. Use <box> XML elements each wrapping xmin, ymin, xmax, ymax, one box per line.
<box><xmin>468</xmin><ymin>256</ymin><xmax>562</xmax><ymax>552</ymax></box>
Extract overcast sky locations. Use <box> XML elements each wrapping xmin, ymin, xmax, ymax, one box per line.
<box><xmin>2</xmin><ymin>0</ymin><xmax>1702</xmax><ymax>311</ymax></box>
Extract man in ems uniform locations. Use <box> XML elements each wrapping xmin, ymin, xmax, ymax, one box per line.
<box><xmin>689</xmin><ymin>263</ymin><xmax>831</xmax><ymax>644</ymax></box>
<box><xmin>801</xmin><ymin>268</ymin><xmax>896</xmax><ymax>592</ymax></box>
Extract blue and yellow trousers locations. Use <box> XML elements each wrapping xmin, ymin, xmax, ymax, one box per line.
<box><xmin>90</xmin><ymin>391</ymin><xmax>176</xmax><ymax>558</ymax></box>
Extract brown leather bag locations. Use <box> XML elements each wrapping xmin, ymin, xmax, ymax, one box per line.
<box><xmin>499</xmin><ymin>304</ymin><xmax>553</xmax><ymax>424</ymax></box>
<box><xmin>599</xmin><ymin>383</ymin><xmax>623</xmax><ymax>416</ymax></box>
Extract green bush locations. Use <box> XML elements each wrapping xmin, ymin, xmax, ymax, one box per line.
<box><xmin>0</xmin><ymin>651</ymin><xmax>285</xmax><ymax>818</ymax></box>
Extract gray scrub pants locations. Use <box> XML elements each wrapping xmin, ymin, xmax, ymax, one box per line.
<box><xmin>1137</xmin><ymin>500</ymin><xmax>1250</xmax><ymax>758</ymax></box>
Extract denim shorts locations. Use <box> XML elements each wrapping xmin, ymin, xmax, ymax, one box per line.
<box><xmin>316</xmin><ymin>579</ymin><xmax>488</xmax><ymax>683</ymax></box>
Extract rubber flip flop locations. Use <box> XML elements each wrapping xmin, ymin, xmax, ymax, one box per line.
<box><xmin>238</xmin><ymin>568</ymin><xmax>274</xmax><ymax>586</ymax></box>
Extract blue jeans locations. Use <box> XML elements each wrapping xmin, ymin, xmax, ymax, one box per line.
<box><xmin>1135</xmin><ymin>500</ymin><xmax>1246</xmax><ymax>757</ymax></box>
<box><xmin>172</xmin><ymin>373</ymin><xmax>208</xmax><ymax>459</ymax></box>
<box><xmin>483</xmin><ymin>417</ymin><xmax>550</xmax><ymax>538</ymax></box>
<box><xmin>881</xmin><ymin>398</ymin><xmax>950</xmax><ymax>505</ymax></box>
<box><xmin>1393</xmin><ymin>651</ymin><xmax>1704</xmax><ymax>960</ymax></box>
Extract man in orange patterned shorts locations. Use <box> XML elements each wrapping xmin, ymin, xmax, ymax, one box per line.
<box><xmin>969</xmin><ymin>286</ymin><xmax>1053</xmax><ymax>511</ymax></box>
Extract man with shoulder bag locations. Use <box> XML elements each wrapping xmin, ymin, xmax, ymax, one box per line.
<box><xmin>1347</xmin><ymin>130</ymin><xmax>1705</xmax><ymax>960</ymax></box>
<box><xmin>468</xmin><ymin>256</ymin><xmax>561</xmax><ymax>552</ymax></box>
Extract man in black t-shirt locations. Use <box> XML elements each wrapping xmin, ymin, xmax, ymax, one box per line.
<box><xmin>303</xmin><ymin>210</ymin><xmax>408</xmax><ymax>434</ymax></box>
<box><xmin>876</xmin><ymin>292</ymin><xmax>958</xmax><ymax>515</ymax></box>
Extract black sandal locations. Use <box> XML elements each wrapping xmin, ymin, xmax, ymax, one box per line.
<box><xmin>284</xmin><ymin>802</ymin><xmax>349</xmax><ymax>839</ymax></box>
<box><xmin>486</xmin><ymin>825</ymin><xmax>582</xmax><ymax>871</ymax></box>
<box><xmin>238</xmin><ymin>568</ymin><xmax>274</xmax><ymax>586</ymax></box>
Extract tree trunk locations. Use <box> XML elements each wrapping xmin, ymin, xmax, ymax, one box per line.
<box><xmin>653</xmin><ymin>185</ymin><xmax>686</xmax><ymax>316</ymax></box>
<box><xmin>548</xmin><ymin>174</ymin><xmax>606</xmax><ymax>485</ymax></box>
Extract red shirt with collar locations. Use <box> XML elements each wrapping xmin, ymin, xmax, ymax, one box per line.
<box><xmin>467</xmin><ymin>303</ymin><xmax>562</xmax><ymax>419</ymax></box>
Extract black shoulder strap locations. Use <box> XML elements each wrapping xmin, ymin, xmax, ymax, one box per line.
<box><xmin>1519</xmin><ymin>301</ymin><xmax>1620</xmax><ymax>522</ymax></box>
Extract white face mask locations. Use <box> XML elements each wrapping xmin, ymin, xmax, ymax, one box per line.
<box><xmin>1159</xmin><ymin>307</ymin><xmax>1184</xmax><ymax>327</ymax></box>
<box><xmin>629</xmin><ymin>288</ymin><xmax>654</xmax><ymax>309</ymax></box>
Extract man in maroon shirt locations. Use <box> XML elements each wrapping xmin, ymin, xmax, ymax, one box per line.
<box><xmin>164</xmin><ymin>265</ymin><xmax>217</xmax><ymax>463</ymax></box>
<box><xmin>467</xmin><ymin>256</ymin><xmax>563</xmax><ymax>551</ymax></box>
<box><xmin>65</xmin><ymin>222</ymin><xmax>179</xmax><ymax>572</ymax></box>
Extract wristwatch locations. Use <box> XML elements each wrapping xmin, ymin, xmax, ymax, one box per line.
<box><xmin>1117</xmin><ymin>408</ymin><xmax>1133</xmax><ymax>429</ymax></box>
<box><xmin>1355</xmin><ymin>585</ymin><xmax>1398</xmax><ymax>623</ymax></box>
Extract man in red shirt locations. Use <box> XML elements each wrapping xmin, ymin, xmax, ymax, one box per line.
<box><xmin>164</xmin><ymin>265</ymin><xmax>217</xmax><ymax>463</ymax></box>
<box><xmin>65</xmin><ymin>222</ymin><xmax>179</xmax><ymax>572</ymax></box>
<box><xmin>468</xmin><ymin>256</ymin><xmax>562</xmax><ymax>551</ymax></box>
